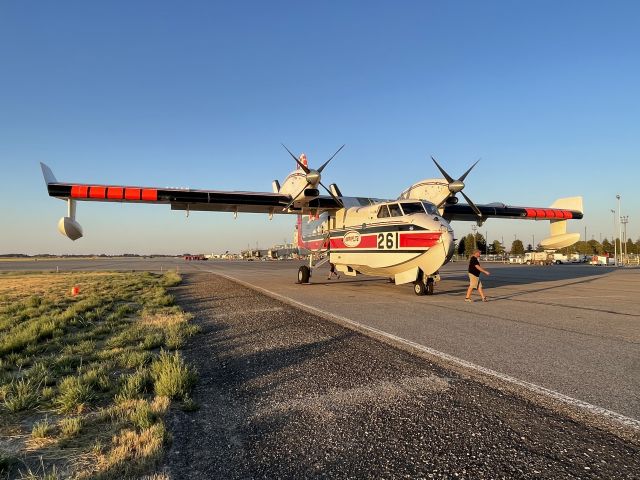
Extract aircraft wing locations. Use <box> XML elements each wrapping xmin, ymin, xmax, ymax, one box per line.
<box><xmin>41</xmin><ymin>163</ymin><xmax>343</xmax><ymax>215</ymax></box>
<box><xmin>442</xmin><ymin>201</ymin><xmax>583</xmax><ymax>222</ymax></box>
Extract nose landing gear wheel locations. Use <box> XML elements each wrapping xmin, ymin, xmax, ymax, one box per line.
<box><xmin>297</xmin><ymin>266</ymin><xmax>311</xmax><ymax>284</ymax></box>
<box><xmin>413</xmin><ymin>281</ymin><xmax>426</xmax><ymax>295</ymax></box>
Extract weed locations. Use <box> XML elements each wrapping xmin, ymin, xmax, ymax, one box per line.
<box><xmin>129</xmin><ymin>400</ymin><xmax>156</xmax><ymax>429</ymax></box>
<box><xmin>181</xmin><ymin>395</ymin><xmax>199</xmax><ymax>412</ymax></box>
<box><xmin>32</xmin><ymin>416</ymin><xmax>52</xmax><ymax>438</ymax></box>
<box><xmin>3</xmin><ymin>377</ymin><xmax>40</xmax><ymax>412</ymax></box>
<box><xmin>150</xmin><ymin>351</ymin><xmax>195</xmax><ymax>400</ymax></box>
<box><xmin>56</xmin><ymin>376</ymin><xmax>94</xmax><ymax>413</ymax></box>
<box><xmin>142</xmin><ymin>333</ymin><xmax>164</xmax><ymax>351</ymax></box>
<box><xmin>116</xmin><ymin>369</ymin><xmax>150</xmax><ymax>401</ymax></box>
<box><xmin>18</xmin><ymin>460</ymin><xmax>61</xmax><ymax>480</ymax></box>
<box><xmin>160</xmin><ymin>271</ymin><xmax>181</xmax><ymax>287</ymax></box>
<box><xmin>118</xmin><ymin>350</ymin><xmax>153</xmax><ymax>369</ymax></box>
<box><xmin>59</xmin><ymin>416</ymin><xmax>82</xmax><ymax>437</ymax></box>
<box><xmin>96</xmin><ymin>424</ymin><xmax>165</xmax><ymax>475</ymax></box>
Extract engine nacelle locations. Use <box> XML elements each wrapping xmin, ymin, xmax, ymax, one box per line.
<box><xmin>58</xmin><ymin>216</ymin><xmax>83</xmax><ymax>241</ymax></box>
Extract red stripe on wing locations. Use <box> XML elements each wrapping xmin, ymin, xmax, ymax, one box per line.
<box><xmin>89</xmin><ymin>186</ymin><xmax>106</xmax><ymax>199</ymax></box>
<box><xmin>141</xmin><ymin>189</ymin><xmax>158</xmax><ymax>201</ymax></box>
<box><xmin>71</xmin><ymin>185</ymin><xmax>89</xmax><ymax>198</ymax></box>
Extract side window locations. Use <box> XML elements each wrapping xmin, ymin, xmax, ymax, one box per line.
<box><xmin>377</xmin><ymin>205</ymin><xmax>390</xmax><ymax>218</ymax></box>
<box><xmin>388</xmin><ymin>203</ymin><xmax>403</xmax><ymax>217</ymax></box>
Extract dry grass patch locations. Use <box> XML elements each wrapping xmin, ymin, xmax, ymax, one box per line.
<box><xmin>0</xmin><ymin>270</ymin><xmax>197</xmax><ymax>479</ymax></box>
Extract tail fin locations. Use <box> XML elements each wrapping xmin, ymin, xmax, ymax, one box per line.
<box><xmin>550</xmin><ymin>196</ymin><xmax>583</xmax><ymax>214</ymax></box>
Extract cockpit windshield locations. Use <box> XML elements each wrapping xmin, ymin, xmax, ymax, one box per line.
<box><xmin>422</xmin><ymin>201</ymin><xmax>439</xmax><ymax>215</ymax></box>
<box><xmin>388</xmin><ymin>203</ymin><xmax>403</xmax><ymax>217</ymax></box>
<box><xmin>399</xmin><ymin>202</ymin><xmax>425</xmax><ymax>216</ymax></box>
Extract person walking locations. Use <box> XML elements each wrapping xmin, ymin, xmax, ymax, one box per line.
<box><xmin>327</xmin><ymin>262</ymin><xmax>340</xmax><ymax>280</ymax></box>
<box><xmin>466</xmin><ymin>249</ymin><xmax>490</xmax><ymax>302</ymax></box>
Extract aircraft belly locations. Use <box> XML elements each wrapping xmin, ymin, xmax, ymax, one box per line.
<box><xmin>331</xmin><ymin>250</ymin><xmax>423</xmax><ymax>271</ymax></box>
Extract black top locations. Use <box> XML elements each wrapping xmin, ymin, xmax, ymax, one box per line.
<box><xmin>469</xmin><ymin>256</ymin><xmax>481</xmax><ymax>277</ymax></box>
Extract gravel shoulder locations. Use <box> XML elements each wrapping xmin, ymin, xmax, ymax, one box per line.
<box><xmin>164</xmin><ymin>272</ymin><xmax>639</xmax><ymax>479</ymax></box>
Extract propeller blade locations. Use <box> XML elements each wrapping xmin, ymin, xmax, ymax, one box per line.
<box><xmin>317</xmin><ymin>144</ymin><xmax>346</xmax><ymax>173</ymax></box>
<box><xmin>458</xmin><ymin>158</ymin><xmax>480</xmax><ymax>182</ymax></box>
<box><xmin>282</xmin><ymin>182</ymin><xmax>310</xmax><ymax>211</ymax></box>
<box><xmin>319</xmin><ymin>181</ymin><xmax>344</xmax><ymax>208</ymax></box>
<box><xmin>430</xmin><ymin>156</ymin><xmax>455</xmax><ymax>183</ymax></box>
<box><xmin>281</xmin><ymin>143</ymin><xmax>310</xmax><ymax>174</ymax></box>
<box><xmin>460</xmin><ymin>191</ymin><xmax>483</xmax><ymax>217</ymax></box>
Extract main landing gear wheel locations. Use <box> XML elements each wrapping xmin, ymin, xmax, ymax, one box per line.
<box><xmin>297</xmin><ymin>266</ymin><xmax>311</xmax><ymax>284</ymax></box>
<box><xmin>426</xmin><ymin>278</ymin><xmax>434</xmax><ymax>295</ymax></box>
<box><xmin>413</xmin><ymin>281</ymin><xmax>426</xmax><ymax>296</ymax></box>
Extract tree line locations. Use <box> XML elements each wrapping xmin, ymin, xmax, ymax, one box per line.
<box><xmin>457</xmin><ymin>233</ymin><xmax>640</xmax><ymax>256</ymax></box>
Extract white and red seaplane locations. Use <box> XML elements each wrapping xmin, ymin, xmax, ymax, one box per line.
<box><xmin>41</xmin><ymin>145</ymin><xmax>583</xmax><ymax>295</ymax></box>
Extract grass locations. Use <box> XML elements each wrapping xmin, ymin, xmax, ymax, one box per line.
<box><xmin>0</xmin><ymin>270</ymin><xmax>198</xmax><ymax>479</ymax></box>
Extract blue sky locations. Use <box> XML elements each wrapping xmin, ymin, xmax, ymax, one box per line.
<box><xmin>0</xmin><ymin>1</ymin><xmax>638</xmax><ymax>254</ymax></box>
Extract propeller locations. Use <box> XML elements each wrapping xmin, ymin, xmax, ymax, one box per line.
<box><xmin>431</xmin><ymin>156</ymin><xmax>483</xmax><ymax>217</ymax></box>
<box><xmin>281</xmin><ymin>144</ymin><xmax>345</xmax><ymax>210</ymax></box>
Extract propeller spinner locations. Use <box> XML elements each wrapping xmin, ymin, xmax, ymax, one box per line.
<box><xmin>282</xmin><ymin>144</ymin><xmax>345</xmax><ymax>210</ymax></box>
<box><xmin>431</xmin><ymin>156</ymin><xmax>482</xmax><ymax>217</ymax></box>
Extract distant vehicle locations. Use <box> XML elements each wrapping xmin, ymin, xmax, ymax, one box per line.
<box><xmin>184</xmin><ymin>255</ymin><xmax>206</xmax><ymax>261</ymax></box>
<box><xmin>590</xmin><ymin>255</ymin><xmax>614</xmax><ymax>266</ymax></box>
<box><xmin>552</xmin><ymin>253</ymin><xmax>583</xmax><ymax>264</ymax></box>
<box><xmin>523</xmin><ymin>252</ymin><xmax>554</xmax><ymax>265</ymax></box>
<box><xmin>508</xmin><ymin>256</ymin><xmax>523</xmax><ymax>264</ymax></box>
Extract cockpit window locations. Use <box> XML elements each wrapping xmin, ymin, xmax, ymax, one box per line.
<box><xmin>421</xmin><ymin>201</ymin><xmax>439</xmax><ymax>215</ymax></box>
<box><xmin>377</xmin><ymin>205</ymin><xmax>390</xmax><ymax>218</ymax></box>
<box><xmin>388</xmin><ymin>203</ymin><xmax>403</xmax><ymax>217</ymax></box>
<box><xmin>400</xmin><ymin>202</ymin><xmax>425</xmax><ymax>216</ymax></box>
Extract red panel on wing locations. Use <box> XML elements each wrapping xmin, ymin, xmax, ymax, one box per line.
<box><xmin>107</xmin><ymin>187</ymin><xmax>124</xmax><ymax>200</ymax></box>
<box><xmin>525</xmin><ymin>208</ymin><xmax>537</xmax><ymax>217</ymax></box>
<box><xmin>400</xmin><ymin>232</ymin><xmax>441</xmax><ymax>248</ymax></box>
<box><xmin>124</xmin><ymin>188</ymin><xmax>141</xmax><ymax>200</ymax></box>
<box><xmin>71</xmin><ymin>185</ymin><xmax>89</xmax><ymax>198</ymax></box>
<box><xmin>89</xmin><ymin>186</ymin><xmax>106</xmax><ymax>199</ymax></box>
<box><xmin>141</xmin><ymin>189</ymin><xmax>158</xmax><ymax>201</ymax></box>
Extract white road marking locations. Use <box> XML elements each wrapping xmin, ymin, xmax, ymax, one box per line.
<box><xmin>207</xmin><ymin>268</ymin><xmax>640</xmax><ymax>431</ymax></box>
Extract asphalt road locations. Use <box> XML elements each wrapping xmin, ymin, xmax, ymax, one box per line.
<box><xmin>165</xmin><ymin>272</ymin><xmax>640</xmax><ymax>479</ymax></box>
<box><xmin>3</xmin><ymin>257</ymin><xmax>639</xmax><ymax>422</ymax></box>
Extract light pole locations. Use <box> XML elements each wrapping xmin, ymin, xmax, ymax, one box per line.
<box><xmin>621</xmin><ymin>216</ymin><xmax>629</xmax><ymax>265</ymax></box>
<box><xmin>611</xmin><ymin>209</ymin><xmax>617</xmax><ymax>266</ymax></box>
<box><xmin>532</xmin><ymin>234</ymin><xmax>535</xmax><ymax>252</ymax></box>
<box><xmin>471</xmin><ymin>225</ymin><xmax>477</xmax><ymax>251</ymax></box>
<box><xmin>617</xmin><ymin>194</ymin><xmax>622</xmax><ymax>266</ymax></box>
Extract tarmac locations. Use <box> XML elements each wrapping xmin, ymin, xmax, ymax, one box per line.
<box><xmin>2</xmin><ymin>257</ymin><xmax>639</xmax><ymax>425</ymax></box>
